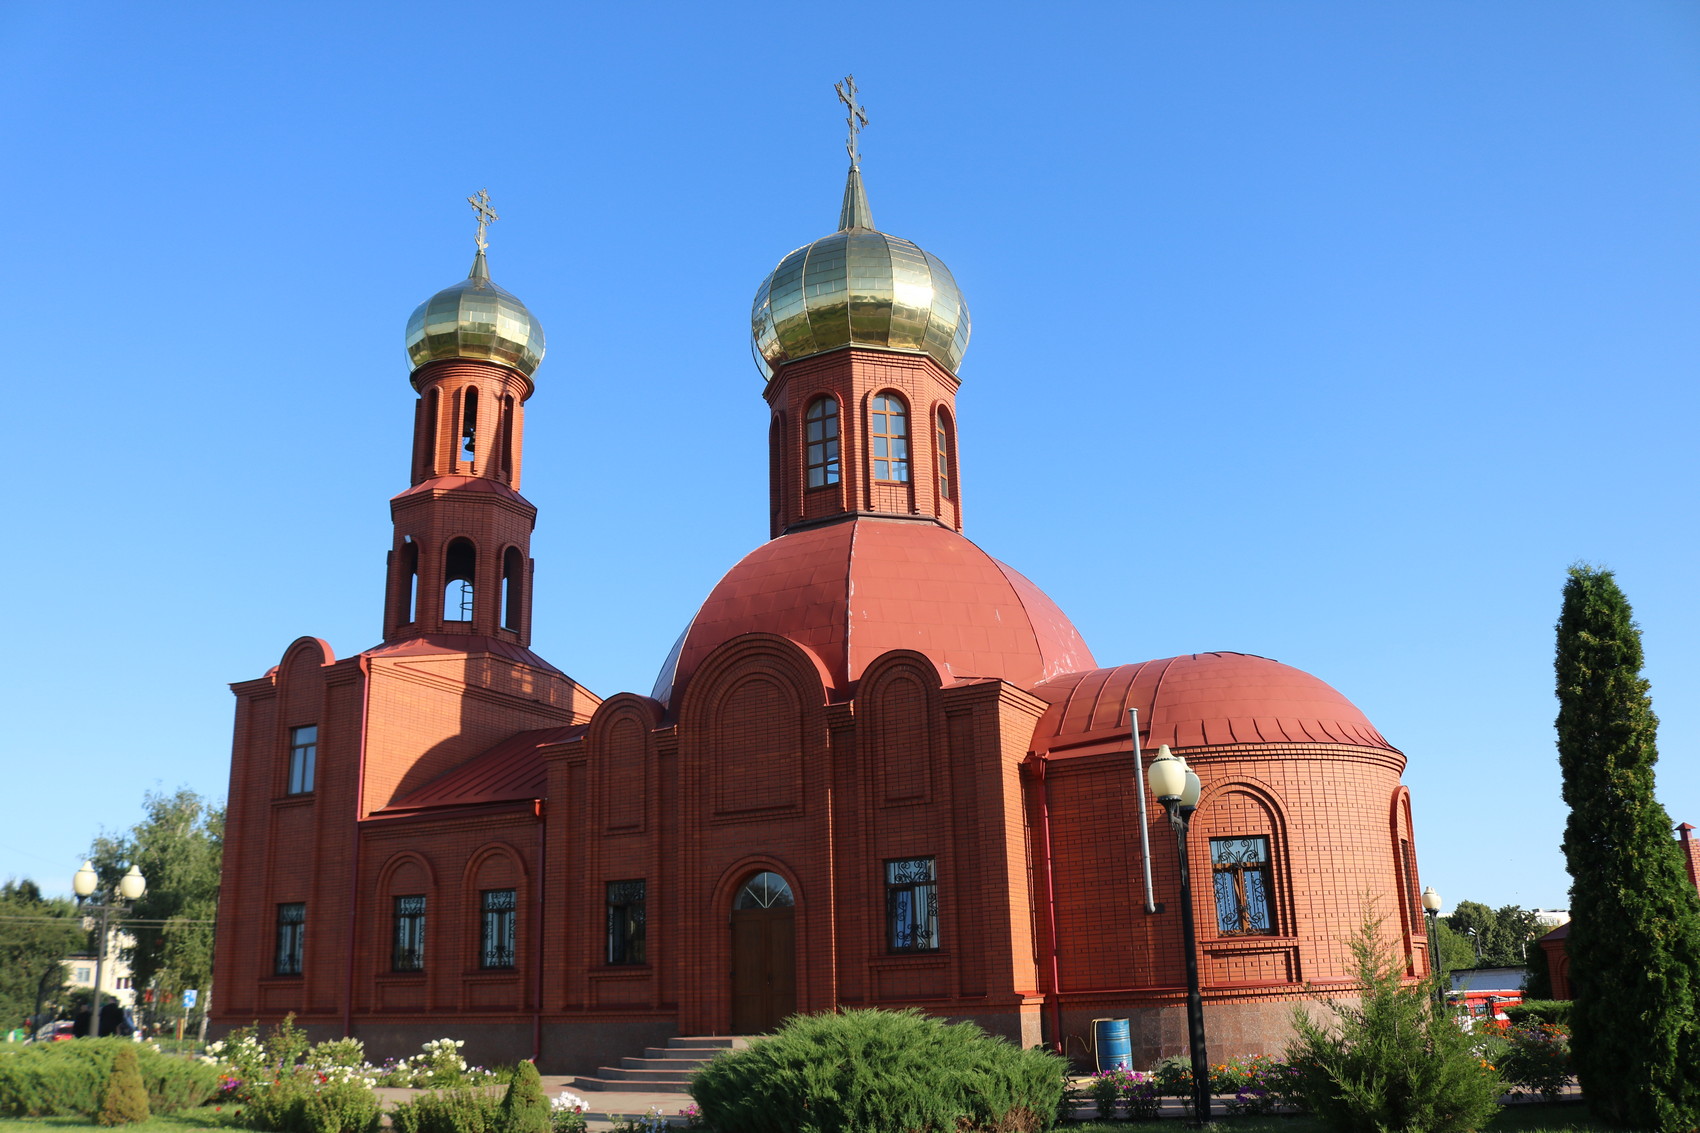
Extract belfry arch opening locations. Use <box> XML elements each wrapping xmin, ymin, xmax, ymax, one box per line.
<box><xmin>460</xmin><ymin>388</ymin><xmax>479</xmax><ymax>464</ymax></box>
<box><xmin>501</xmin><ymin>546</ymin><xmax>524</xmax><ymax>632</ymax></box>
<box><xmin>443</xmin><ymin>537</ymin><xmax>476</xmax><ymax>622</ymax></box>
<box><xmin>400</xmin><ymin>537</ymin><xmax>419</xmax><ymax>624</ymax></box>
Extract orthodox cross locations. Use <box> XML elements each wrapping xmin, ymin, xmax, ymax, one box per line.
<box><xmin>835</xmin><ymin>75</ymin><xmax>868</xmax><ymax>169</ymax></box>
<box><xmin>467</xmin><ymin>189</ymin><xmax>499</xmax><ymax>253</ymax></box>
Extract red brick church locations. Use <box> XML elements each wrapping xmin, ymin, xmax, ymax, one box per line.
<box><xmin>213</xmin><ymin>130</ymin><xmax>1431</xmax><ymax>1073</ymax></box>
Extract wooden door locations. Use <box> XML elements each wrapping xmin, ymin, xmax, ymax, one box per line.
<box><xmin>730</xmin><ymin>906</ymin><xmax>795</xmax><ymax>1033</ymax></box>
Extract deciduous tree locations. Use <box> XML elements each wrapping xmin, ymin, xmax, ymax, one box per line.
<box><xmin>88</xmin><ymin>789</ymin><xmax>222</xmax><ymax>1019</ymax></box>
<box><xmin>1556</xmin><ymin>564</ymin><xmax>1700</xmax><ymax>1130</ymax></box>
<box><xmin>0</xmin><ymin>879</ymin><xmax>84</xmax><ymax>1031</ymax></box>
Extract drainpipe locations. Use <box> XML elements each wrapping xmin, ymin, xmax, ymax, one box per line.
<box><xmin>1131</xmin><ymin>708</ymin><xmax>1156</xmax><ymax>914</ymax></box>
<box><xmin>343</xmin><ymin>654</ymin><xmax>372</xmax><ymax>1038</ymax></box>
<box><xmin>534</xmin><ymin>798</ymin><xmax>546</xmax><ymax>1063</ymax></box>
<box><xmin>1032</xmin><ymin>756</ymin><xmax>1065</xmax><ymax>1053</ymax></box>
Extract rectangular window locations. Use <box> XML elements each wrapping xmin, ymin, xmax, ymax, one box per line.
<box><xmin>287</xmin><ymin>725</ymin><xmax>317</xmax><ymax>794</ymax></box>
<box><xmin>606</xmin><ymin>880</ymin><xmax>647</xmax><ymax>965</ymax></box>
<box><xmin>480</xmin><ymin>889</ymin><xmax>516</xmax><ymax>969</ymax></box>
<box><xmin>75</xmin><ymin>966</ymin><xmax>90</xmax><ymax>983</ymax></box>
<box><xmin>1211</xmin><ymin>836</ymin><xmax>1274</xmax><ymax>936</ymax></box>
<box><xmin>392</xmin><ymin>895</ymin><xmax>426</xmax><ymax>972</ymax></box>
<box><xmin>275</xmin><ymin>903</ymin><xmax>306</xmax><ymax>975</ymax></box>
<box><xmin>885</xmin><ymin>857</ymin><xmax>939</xmax><ymax>952</ymax></box>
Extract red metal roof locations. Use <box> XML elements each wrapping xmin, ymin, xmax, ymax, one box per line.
<box><xmin>378</xmin><ymin>724</ymin><xmax>586</xmax><ymax>814</ymax></box>
<box><xmin>655</xmin><ymin>518</ymin><xmax>1095</xmax><ymax>704</ymax></box>
<box><xmin>363</xmin><ymin>633</ymin><xmax>565</xmax><ymax>675</ymax></box>
<box><xmin>1028</xmin><ymin>652</ymin><xmax>1396</xmax><ymax>758</ymax></box>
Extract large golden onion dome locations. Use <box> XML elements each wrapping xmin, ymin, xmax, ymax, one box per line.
<box><xmin>405</xmin><ymin>250</ymin><xmax>546</xmax><ymax>387</ymax></box>
<box><xmin>751</xmin><ymin>167</ymin><xmax>971</xmax><ymax>381</ymax></box>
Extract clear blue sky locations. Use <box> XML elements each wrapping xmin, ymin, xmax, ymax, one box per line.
<box><xmin>4</xmin><ymin>2</ymin><xmax>1695</xmax><ymax>918</ymax></box>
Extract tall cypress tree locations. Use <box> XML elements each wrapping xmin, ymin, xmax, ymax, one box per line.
<box><xmin>1555</xmin><ymin>565</ymin><xmax>1700</xmax><ymax>1131</ymax></box>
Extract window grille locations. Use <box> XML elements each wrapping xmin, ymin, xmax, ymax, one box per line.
<box><xmin>275</xmin><ymin>903</ymin><xmax>305</xmax><ymax>975</ymax></box>
<box><xmin>885</xmin><ymin>857</ymin><xmax>939</xmax><ymax>951</ymax></box>
<box><xmin>480</xmin><ymin>888</ymin><xmax>516</xmax><ymax>969</ymax></box>
<box><xmin>606</xmin><ymin>880</ymin><xmax>646</xmax><ymax>965</ymax></box>
<box><xmin>393</xmin><ymin>895</ymin><xmax>426</xmax><ymax>972</ymax></box>
<box><xmin>1210</xmin><ymin>837</ymin><xmax>1274</xmax><ymax>935</ymax></box>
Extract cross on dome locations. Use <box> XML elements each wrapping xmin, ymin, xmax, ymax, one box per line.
<box><xmin>835</xmin><ymin>75</ymin><xmax>868</xmax><ymax>170</ymax></box>
<box><xmin>467</xmin><ymin>188</ymin><xmax>499</xmax><ymax>253</ymax></box>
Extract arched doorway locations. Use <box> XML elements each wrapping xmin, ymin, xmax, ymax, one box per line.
<box><xmin>730</xmin><ymin>871</ymin><xmax>795</xmax><ymax>1033</ymax></box>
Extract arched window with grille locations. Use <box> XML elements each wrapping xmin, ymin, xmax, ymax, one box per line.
<box><xmin>804</xmin><ymin>397</ymin><xmax>840</xmax><ymax>488</ymax></box>
<box><xmin>870</xmin><ymin>393</ymin><xmax>909</xmax><ymax>482</ymax></box>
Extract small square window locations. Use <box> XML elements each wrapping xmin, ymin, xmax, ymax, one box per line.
<box><xmin>606</xmin><ymin>880</ymin><xmax>646</xmax><ymax>965</ymax></box>
<box><xmin>287</xmin><ymin>726</ymin><xmax>317</xmax><ymax>795</ymax></box>
<box><xmin>275</xmin><ymin>903</ymin><xmax>305</xmax><ymax>975</ymax></box>
<box><xmin>885</xmin><ymin>857</ymin><xmax>939</xmax><ymax>952</ymax></box>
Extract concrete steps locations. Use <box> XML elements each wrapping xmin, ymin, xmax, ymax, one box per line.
<box><xmin>566</xmin><ymin>1035</ymin><xmax>754</xmax><ymax>1095</ymax></box>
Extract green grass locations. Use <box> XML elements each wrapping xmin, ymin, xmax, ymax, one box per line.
<box><xmin>0</xmin><ymin>1112</ymin><xmax>236</xmax><ymax>1133</ymax></box>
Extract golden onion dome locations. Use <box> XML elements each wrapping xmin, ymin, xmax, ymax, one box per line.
<box><xmin>405</xmin><ymin>251</ymin><xmax>546</xmax><ymax>387</ymax></box>
<box><xmin>751</xmin><ymin>168</ymin><xmax>971</xmax><ymax>381</ymax></box>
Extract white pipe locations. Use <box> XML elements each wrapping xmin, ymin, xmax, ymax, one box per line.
<box><xmin>1131</xmin><ymin>707</ymin><xmax>1156</xmax><ymax>913</ymax></box>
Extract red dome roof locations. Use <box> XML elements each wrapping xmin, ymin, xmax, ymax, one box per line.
<box><xmin>1029</xmin><ymin>652</ymin><xmax>1395</xmax><ymax>758</ymax></box>
<box><xmin>654</xmin><ymin>518</ymin><xmax>1095</xmax><ymax>704</ymax></box>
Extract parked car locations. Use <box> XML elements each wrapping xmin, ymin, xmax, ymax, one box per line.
<box><xmin>29</xmin><ymin>1020</ymin><xmax>74</xmax><ymax>1042</ymax></box>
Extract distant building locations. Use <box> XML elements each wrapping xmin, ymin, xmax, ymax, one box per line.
<box><xmin>64</xmin><ymin>928</ymin><xmax>137</xmax><ymax>1009</ymax></box>
<box><xmin>214</xmin><ymin>126</ymin><xmax>1434</xmax><ymax>1074</ymax></box>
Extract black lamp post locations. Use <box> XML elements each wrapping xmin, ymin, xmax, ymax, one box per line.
<box><xmin>1422</xmin><ymin>886</ymin><xmax>1443</xmax><ymax>1004</ymax></box>
<box><xmin>1148</xmin><ymin>745</ymin><xmax>1210</xmax><ymax>1126</ymax></box>
<box><xmin>72</xmin><ymin>860</ymin><xmax>145</xmax><ymax>1038</ymax></box>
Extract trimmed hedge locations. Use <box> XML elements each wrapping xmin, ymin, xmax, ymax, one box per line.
<box><xmin>690</xmin><ymin>1008</ymin><xmax>1066</xmax><ymax>1133</ymax></box>
<box><xmin>1505</xmin><ymin>999</ymin><xmax>1572</xmax><ymax>1027</ymax></box>
<box><xmin>0</xmin><ymin>1038</ymin><xmax>219</xmax><ymax>1117</ymax></box>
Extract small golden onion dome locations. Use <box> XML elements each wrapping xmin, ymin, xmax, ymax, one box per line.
<box><xmin>405</xmin><ymin>251</ymin><xmax>546</xmax><ymax>386</ymax></box>
<box><xmin>751</xmin><ymin>168</ymin><xmax>971</xmax><ymax>381</ymax></box>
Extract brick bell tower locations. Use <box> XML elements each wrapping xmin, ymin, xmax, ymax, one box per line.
<box><xmin>752</xmin><ymin>77</ymin><xmax>973</xmax><ymax>539</ymax></box>
<box><xmin>382</xmin><ymin>191</ymin><xmax>548</xmax><ymax>647</ymax></box>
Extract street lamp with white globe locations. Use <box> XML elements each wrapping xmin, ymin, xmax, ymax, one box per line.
<box><xmin>72</xmin><ymin>860</ymin><xmax>145</xmax><ymax>1038</ymax></box>
<box><xmin>1147</xmin><ymin>745</ymin><xmax>1210</xmax><ymax>1125</ymax></box>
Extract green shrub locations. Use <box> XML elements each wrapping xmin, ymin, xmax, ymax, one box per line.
<box><xmin>1504</xmin><ymin>999</ymin><xmax>1571</xmax><ymax>1028</ymax></box>
<box><xmin>689</xmin><ymin>1007</ymin><xmax>1066</xmax><ymax>1133</ymax></box>
<box><xmin>1499</xmin><ymin>1022</ymin><xmax>1573</xmax><ymax>1102</ymax></box>
<box><xmin>1285</xmin><ymin>916</ymin><xmax>1502</xmax><ymax>1133</ymax></box>
<box><xmin>97</xmin><ymin>1045</ymin><xmax>151</xmax><ymax>1126</ymax></box>
<box><xmin>498</xmin><ymin>1061</ymin><xmax>550</xmax><ymax>1133</ymax></box>
<box><xmin>0</xmin><ymin>1039</ymin><xmax>216</xmax><ymax>1118</ymax></box>
<box><xmin>390</xmin><ymin>1083</ymin><xmax>504</xmax><ymax>1133</ymax></box>
<box><xmin>239</xmin><ymin>1067</ymin><xmax>382</xmax><ymax>1133</ymax></box>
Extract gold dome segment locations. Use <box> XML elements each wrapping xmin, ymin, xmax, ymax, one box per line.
<box><xmin>750</xmin><ymin>80</ymin><xmax>971</xmax><ymax>381</ymax></box>
<box><xmin>405</xmin><ymin>191</ymin><xmax>546</xmax><ymax>386</ymax></box>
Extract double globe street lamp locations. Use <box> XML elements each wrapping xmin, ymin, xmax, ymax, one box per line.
<box><xmin>72</xmin><ymin>860</ymin><xmax>146</xmax><ymax>1038</ymax></box>
<box><xmin>1146</xmin><ymin>744</ymin><xmax>1211</xmax><ymax>1126</ymax></box>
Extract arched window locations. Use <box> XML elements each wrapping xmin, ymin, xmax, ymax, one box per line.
<box><xmin>400</xmin><ymin>537</ymin><xmax>419</xmax><ymax>623</ymax></box>
<box><xmin>870</xmin><ymin>393</ymin><xmax>909</xmax><ymax>482</ymax></box>
<box><xmin>804</xmin><ymin>397</ymin><xmax>840</xmax><ymax>488</ymax></box>
<box><xmin>443</xmin><ymin>537</ymin><xmax>476</xmax><ymax>622</ymax></box>
<box><xmin>935</xmin><ymin>407</ymin><xmax>955</xmax><ymax>501</ymax></box>
<box><xmin>420</xmin><ymin>390</ymin><xmax>440</xmax><ymax>479</ymax></box>
<box><xmin>734</xmin><ymin>871</ymin><xmax>794</xmax><ymax>909</ymax></box>
<box><xmin>499</xmin><ymin>396</ymin><xmax>516</xmax><ymax>481</ymax></box>
<box><xmin>460</xmin><ymin>387</ymin><xmax>479</xmax><ymax>463</ymax></box>
<box><xmin>501</xmin><ymin>546</ymin><xmax>524</xmax><ymax>631</ymax></box>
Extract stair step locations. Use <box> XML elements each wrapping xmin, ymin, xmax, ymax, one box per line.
<box><xmin>596</xmin><ymin>1067</ymin><xmax>704</xmax><ymax>1083</ymax></box>
<box><xmin>622</xmin><ymin>1057</ymin><xmax>715</xmax><ymax>1071</ymax></box>
<box><xmin>568</xmin><ymin>1075</ymin><xmax>694</xmax><ymax>1094</ymax></box>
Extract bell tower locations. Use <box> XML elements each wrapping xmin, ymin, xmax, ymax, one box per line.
<box><xmin>751</xmin><ymin>77</ymin><xmax>973</xmax><ymax>538</ymax></box>
<box><xmin>382</xmin><ymin>192</ymin><xmax>549</xmax><ymax>646</ymax></box>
